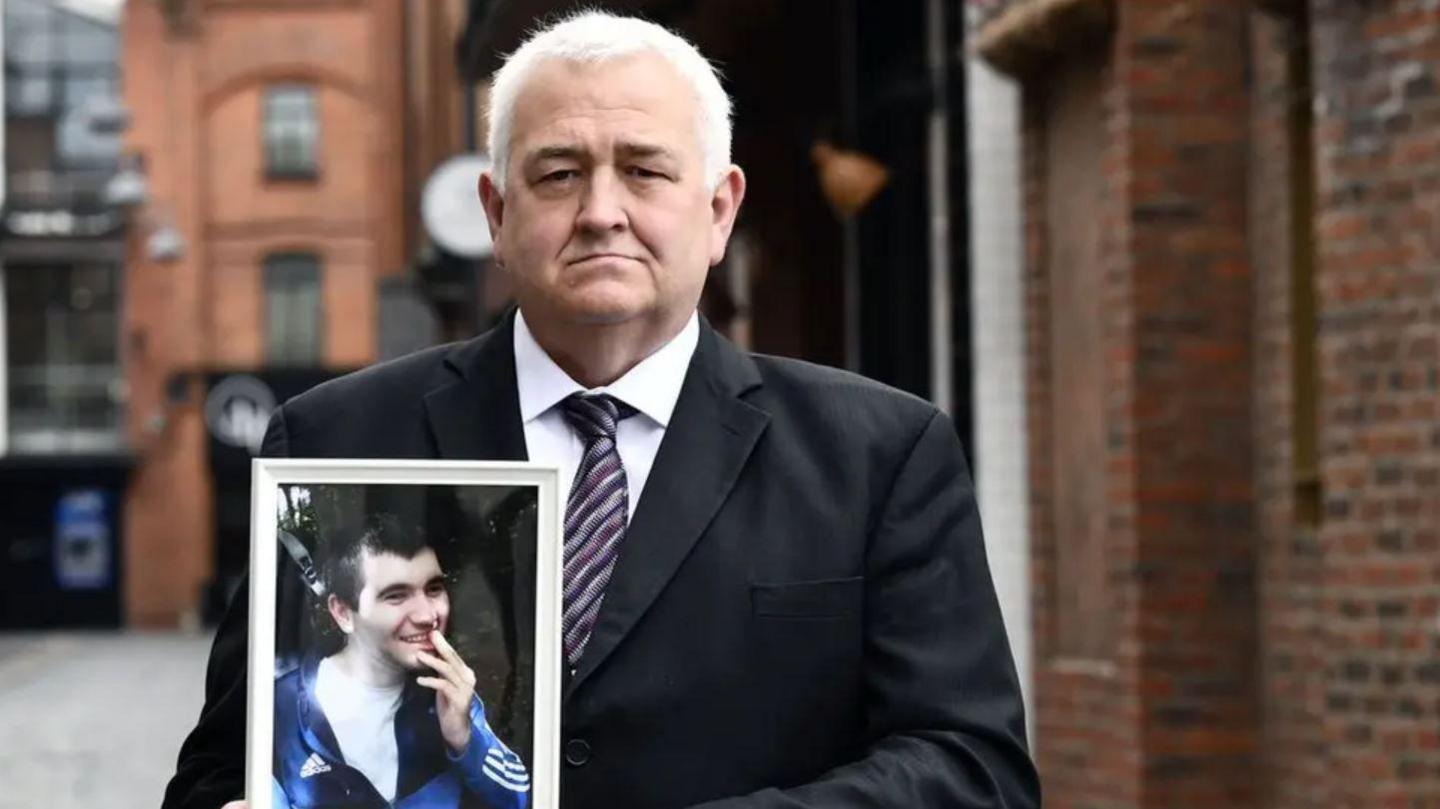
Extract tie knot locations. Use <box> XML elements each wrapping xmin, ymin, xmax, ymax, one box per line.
<box><xmin>561</xmin><ymin>393</ymin><xmax>635</xmax><ymax>441</ymax></box>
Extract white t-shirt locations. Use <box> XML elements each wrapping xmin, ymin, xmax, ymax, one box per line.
<box><xmin>314</xmin><ymin>657</ymin><xmax>405</xmax><ymax>801</ymax></box>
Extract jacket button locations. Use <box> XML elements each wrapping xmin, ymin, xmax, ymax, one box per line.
<box><xmin>564</xmin><ymin>738</ymin><xmax>591</xmax><ymax>767</ymax></box>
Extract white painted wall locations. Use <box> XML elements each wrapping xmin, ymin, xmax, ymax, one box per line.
<box><xmin>964</xmin><ymin>10</ymin><xmax>1033</xmax><ymax>725</ymax></box>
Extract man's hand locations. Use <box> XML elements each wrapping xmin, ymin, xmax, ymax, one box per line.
<box><xmin>416</xmin><ymin>631</ymin><xmax>478</xmax><ymax>755</ymax></box>
<box><xmin>220</xmin><ymin>802</ymin><xmax>247</xmax><ymax>808</ymax></box>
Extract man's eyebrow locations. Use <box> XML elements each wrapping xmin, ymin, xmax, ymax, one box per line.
<box><xmin>524</xmin><ymin>144</ymin><xmax>587</xmax><ymax>162</ymax></box>
<box><xmin>615</xmin><ymin>141</ymin><xmax>678</xmax><ymax>161</ymax></box>
<box><xmin>425</xmin><ymin>575</ymin><xmax>446</xmax><ymax>588</ymax></box>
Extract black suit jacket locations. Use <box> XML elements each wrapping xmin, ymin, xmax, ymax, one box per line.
<box><xmin>163</xmin><ymin>315</ymin><xmax>1040</xmax><ymax>809</ymax></box>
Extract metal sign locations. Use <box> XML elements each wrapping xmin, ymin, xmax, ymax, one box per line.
<box><xmin>3</xmin><ymin>209</ymin><xmax>124</xmax><ymax>238</ymax></box>
<box><xmin>54</xmin><ymin>489</ymin><xmax>112</xmax><ymax>590</ymax></box>
<box><xmin>421</xmin><ymin>154</ymin><xmax>494</xmax><ymax>258</ymax></box>
<box><xmin>204</xmin><ymin>374</ymin><xmax>277</xmax><ymax>455</ymax></box>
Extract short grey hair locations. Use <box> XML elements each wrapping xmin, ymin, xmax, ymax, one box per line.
<box><xmin>486</xmin><ymin>10</ymin><xmax>733</xmax><ymax>192</ymax></box>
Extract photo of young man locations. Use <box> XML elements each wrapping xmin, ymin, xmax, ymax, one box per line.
<box><xmin>271</xmin><ymin>515</ymin><xmax>530</xmax><ymax>809</ymax></box>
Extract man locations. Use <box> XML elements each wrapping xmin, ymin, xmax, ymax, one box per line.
<box><xmin>166</xmin><ymin>11</ymin><xmax>1039</xmax><ymax>809</ymax></box>
<box><xmin>271</xmin><ymin>516</ymin><xmax>530</xmax><ymax>809</ymax></box>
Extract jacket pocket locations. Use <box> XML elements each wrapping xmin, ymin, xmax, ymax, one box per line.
<box><xmin>751</xmin><ymin>576</ymin><xmax>864</xmax><ymax>619</ymax></box>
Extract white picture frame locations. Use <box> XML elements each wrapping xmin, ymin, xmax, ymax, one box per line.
<box><xmin>246</xmin><ymin>459</ymin><xmax>564</xmax><ymax>809</ymax></box>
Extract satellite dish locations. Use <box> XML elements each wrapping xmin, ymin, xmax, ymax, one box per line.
<box><xmin>421</xmin><ymin>155</ymin><xmax>494</xmax><ymax>258</ymax></box>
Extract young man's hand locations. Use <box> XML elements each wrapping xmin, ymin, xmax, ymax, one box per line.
<box><xmin>416</xmin><ymin>631</ymin><xmax>478</xmax><ymax>754</ymax></box>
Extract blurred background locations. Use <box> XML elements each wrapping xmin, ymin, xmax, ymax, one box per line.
<box><xmin>0</xmin><ymin>0</ymin><xmax>1435</xmax><ymax>807</ymax></box>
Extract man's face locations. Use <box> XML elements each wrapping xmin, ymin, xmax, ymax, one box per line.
<box><xmin>335</xmin><ymin>548</ymin><xmax>450</xmax><ymax>673</ymax></box>
<box><xmin>480</xmin><ymin>51</ymin><xmax>744</xmax><ymax>332</ymax></box>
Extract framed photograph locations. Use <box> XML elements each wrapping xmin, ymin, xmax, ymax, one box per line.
<box><xmin>246</xmin><ymin>459</ymin><xmax>564</xmax><ymax>809</ymax></box>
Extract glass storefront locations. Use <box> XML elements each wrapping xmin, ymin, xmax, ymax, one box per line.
<box><xmin>3</xmin><ymin>0</ymin><xmax>125</xmax><ymax>455</ymax></box>
<box><xmin>4</xmin><ymin>259</ymin><xmax>123</xmax><ymax>452</ymax></box>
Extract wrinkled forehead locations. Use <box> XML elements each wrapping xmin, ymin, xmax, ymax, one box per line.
<box><xmin>359</xmin><ymin>547</ymin><xmax>443</xmax><ymax>594</ymax></box>
<box><xmin>508</xmin><ymin>53</ymin><xmax>705</xmax><ymax>161</ymax></box>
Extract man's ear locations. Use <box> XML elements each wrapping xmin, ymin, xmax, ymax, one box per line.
<box><xmin>479</xmin><ymin>171</ymin><xmax>506</xmax><ymax>267</ymax></box>
<box><xmin>708</xmin><ymin>165</ymin><xmax>747</xmax><ymax>266</ymax></box>
<box><xmin>327</xmin><ymin>594</ymin><xmax>355</xmax><ymax>635</ymax></box>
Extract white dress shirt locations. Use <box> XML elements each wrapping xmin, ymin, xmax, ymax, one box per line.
<box><xmin>513</xmin><ymin>309</ymin><xmax>699</xmax><ymax>522</ymax></box>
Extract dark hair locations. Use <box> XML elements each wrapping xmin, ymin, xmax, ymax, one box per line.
<box><xmin>325</xmin><ymin>513</ymin><xmax>434</xmax><ymax>609</ymax></box>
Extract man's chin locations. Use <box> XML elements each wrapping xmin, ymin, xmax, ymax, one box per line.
<box><xmin>570</xmin><ymin>307</ymin><xmax>645</xmax><ymax>326</ymax></box>
<box><xmin>389</xmin><ymin>646</ymin><xmax>432</xmax><ymax>672</ymax></box>
<box><xmin>556</xmin><ymin>283</ymin><xmax>654</xmax><ymax>323</ymax></box>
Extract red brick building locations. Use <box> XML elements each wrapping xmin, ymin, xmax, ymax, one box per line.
<box><xmin>120</xmin><ymin>0</ymin><xmax>474</xmax><ymax>627</ymax></box>
<box><xmin>975</xmin><ymin>0</ymin><xmax>1439</xmax><ymax>806</ymax></box>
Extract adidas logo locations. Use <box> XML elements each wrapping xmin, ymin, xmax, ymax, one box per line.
<box><xmin>300</xmin><ymin>753</ymin><xmax>332</xmax><ymax>778</ymax></box>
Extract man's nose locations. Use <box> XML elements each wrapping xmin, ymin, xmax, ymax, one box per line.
<box><xmin>411</xmin><ymin>601</ymin><xmax>439</xmax><ymax>628</ymax></box>
<box><xmin>575</xmin><ymin>169</ymin><xmax>627</xmax><ymax>233</ymax></box>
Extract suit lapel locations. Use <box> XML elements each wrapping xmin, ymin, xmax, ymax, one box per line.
<box><xmin>422</xmin><ymin>314</ymin><xmax>528</xmax><ymax>462</ymax></box>
<box><xmin>568</xmin><ymin>323</ymin><xmax>769</xmax><ymax>696</ymax></box>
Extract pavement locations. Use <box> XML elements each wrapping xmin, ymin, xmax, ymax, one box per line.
<box><xmin>0</xmin><ymin>631</ymin><xmax>212</xmax><ymax>809</ymax></box>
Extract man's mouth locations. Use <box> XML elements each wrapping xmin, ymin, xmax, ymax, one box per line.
<box><xmin>400</xmin><ymin>633</ymin><xmax>434</xmax><ymax>647</ymax></box>
<box><xmin>569</xmin><ymin>253</ymin><xmax>635</xmax><ymax>266</ymax></box>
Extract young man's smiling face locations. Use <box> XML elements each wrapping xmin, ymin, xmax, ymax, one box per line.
<box><xmin>331</xmin><ymin>547</ymin><xmax>451</xmax><ymax>673</ymax></box>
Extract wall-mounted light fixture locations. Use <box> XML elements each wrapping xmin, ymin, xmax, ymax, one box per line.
<box><xmin>145</xmin><ymin>220</ymin><xmax>186</xmax><ymax>262</ymax></box>
<box><xmin>103</xmin><ymin>153</ymin><xmax>149</xmax><ymax>208</ymax></box>
<box><xmin>104</xmin><ymin>153</ymin><xmax>186</xmax><ymax>263</ymax></box>
<box><xmin>811</xmin><ymin>140</ymin><xmax>890</xmax><ymax>219</ymax></box>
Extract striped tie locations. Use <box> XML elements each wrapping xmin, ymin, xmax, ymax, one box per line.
<box><xmin>560</xmin><ymin>393</ymin><xmax>636</xmax><ymax>666</ymax></box>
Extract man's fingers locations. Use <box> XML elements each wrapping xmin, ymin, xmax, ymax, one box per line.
<box><xmin>430</xmin><ymin>632</ymin><xmax>477</xmax><ymax>685</ymax></box>
<box><xmin>418</xmin><ymin>646</ymin><xmax>475</xmax><ymax>689</ymax></box>
<box><xmin>416</xmin><ymin>649</ymin><xmax>460</xmax><ymax>682</ymax></box>
<box><xmin>220</xmin><ymin>802</ymin><xmax>249</xmax><ymax>809</ymax></box>
<box><xmin>415</xmin><ymin>676</ymin><xmax>459</xmax><ymax>700</ymax></box>
<box><xmin>416</xmin><ymin>676</ymin><xmax>469</xmax><ymax>709</ymax></box>
<box><xmin>417</xmin><ymin>649</ymin><xmax>471</xmax><ymax>688</ymax></box>
<box><xmin>431</xmin><ymin>630</ymin><xmax>463</xmax><ymax>666</ymax></box>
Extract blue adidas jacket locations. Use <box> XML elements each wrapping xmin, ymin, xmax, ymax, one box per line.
<box><xmin>271</xmin><ymin>658</ymin><xmax>530</xmax><ymax>809</ymax></box>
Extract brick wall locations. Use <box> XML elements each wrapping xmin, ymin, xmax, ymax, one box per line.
<box><xmin>121</xmin><ymin>0</ymin><xmax>418</xmax><ymax>626</ymax></box>
<box><xmin>1308</xmin><ymin>0</ymin><xmax>1440</xmax><ymax>805</ymax></box>
<box><xmin>1011</xmin><ymin>1</ymin><xmax>1260</xmax><ymax>807</ymax></box>
<box><xmin>122</xmin><ymin>1</ymin><xmax>212</xmax><ymax>627</ymax></box>
<box><xmin>1024</xmin><ymin>37</ymin><xmax>1143</xmax><ymax>809</ymax></box>
<box><xmin>1249</xmin><ymin>9</ymin><xmax>1328</xmax><ymax>809</ymax></box>
<box><xmin>1121</xmin><ymin>3</ymin><xmax>1259</xmax><ymax>807</ymax></box>
<box><xmin>989</xmin><ymin>0</ymin><xmax>1440</xmax><ymax>805</ymax></box>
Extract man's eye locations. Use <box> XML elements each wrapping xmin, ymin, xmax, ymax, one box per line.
<box><xmin>426</xmin><ymin>583</ymin><xmax>446</xmax><ymax>596</ymax></box>
<box><xmin>628</xmin><ymin>166</ymin><xmax>666</xmax><ymax>180</ymax></box>
<box><xmin>541</xmin><ymin>169</ymin><xmax>578</xmax><ymax>183</ymax></box>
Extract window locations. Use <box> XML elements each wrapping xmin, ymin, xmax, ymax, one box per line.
<box><xmin>4</xmin><ymin>0</ymin><xmax>118</xmax><ymax>117</ymax></box>
<box><xmin>59</xmin><ymin>21</ymin><xmax>117</xmax><ymax>66</ymax></box>
<box><xmin>4</xmin><ymin>262</ymin><xmax>125</xmax><ymax>453</ymax></box>
<box><xmin>4</xmin><ymin>0</ymin><xmax>122</xmax><ymax>202</ymax></box>
<box><xmin>264</xmin><ymin>253</ymin><xmax>323</xmax><ymax>366</ymax></box>
<box><xmin>5</xmin><ymin>0</ymin><xmax>57</xmax><ymax>71</ymax></box>
<box><xmin>5</xmin><ymin>75</ymin><xmax>53</xmax><ymax>115</ymax></box>
<box><xmin>263</xmin><ymin>85</ymin><xmax>319</xmax><ymax>178</ymax></box>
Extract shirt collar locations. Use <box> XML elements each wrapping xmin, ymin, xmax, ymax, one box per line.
<box><xmin>513</xmin><ymin>309</ymin><xmax>699</xmax><ymax>428</ymax></box>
